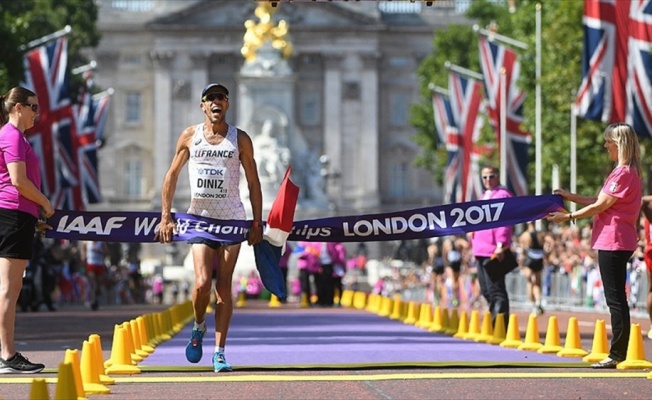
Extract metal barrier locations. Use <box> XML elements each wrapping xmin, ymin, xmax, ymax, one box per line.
<box><xmin>375</xmin><ymin>264</ymin><xmax>649</xmax><ymax>317</ymax></box>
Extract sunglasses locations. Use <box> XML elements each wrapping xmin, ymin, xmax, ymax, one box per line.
<box><xmin>203</xmin><ymin>93</ymin><xmax>228</xmax><ymax>102</ymax></box>
<box><xmin>482</xmin><ymin>174</ymin><xmax>496</xmax><ymax>180</ymax></box>
<box><xmin>22</xmin><ymin>103</ymin><xmax>39</xmax><ymax>113</ymax></box>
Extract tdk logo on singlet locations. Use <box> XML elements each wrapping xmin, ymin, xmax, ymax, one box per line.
<box><xmin>193</xmin><ymin>149</ymin><xmax>235</xmax><ymax>158</ymax></box>
<box><xmin>198</xmin><ymin>168</ymin><xmax>224</xmax><ymax>176</ymax></box>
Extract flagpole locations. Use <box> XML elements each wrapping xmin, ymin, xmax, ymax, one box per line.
<box><xmin>473</xmin><ymin>24</ymin><xmax>528</xmax><ymax>50</ymax></box>
<box><xmin>500</xmin><ymin>68</ymin><xmax>507</xmax><ymax>186</ymax></box>
<box><xmin>570</xmin><ymin>105</ymin><xmax>577</xmax><ymax>214</ymax></box>
<box><xmin>18</xmin><ymin>25</ymin><xmax>72</xmax><ymax>51</ymax></box>
<box><xmin>93</xmin><ymin>88</ymin><xmax>115</xmax><ymax>99</ymax></box>
<box><xmin>72</xmin><ymin>61</ymin><xmax>97</xmax><ymax>75</ymax></box>
<box><xmin>535</xmin><ymin>3</ymin><xmax>542</xmax><ymax>230</ymax></box>
<box><xmin>428</xmin><ymin>83</ymin><xmax>449</xmax><ymax>97</ymax></box>
<box><xmin>444</xmin><ymin>61</ymin><xmax>483</xmax><ymax>81</ymax></box>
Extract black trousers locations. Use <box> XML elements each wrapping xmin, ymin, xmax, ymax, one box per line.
<box><xmin>299</xmin><ymin>269</ymin><xmax>313</xmax><ymax>302</ymax></box>
<box><xmin>476</xmin><ymin>256</ymin><xmax>510</xmax><ymax>324</ymax></box>
<box><xmin>315</xmin><ymin>263</ymin><xmax>334</xmax><ymax>306</ymax></box>
<box><xmin>598</xmin><ymin>250</ymin><xmax>632</xmax><ymax>361</ymax></box>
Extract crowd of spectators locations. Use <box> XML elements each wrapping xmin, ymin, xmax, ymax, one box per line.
<box><xmin>372</xmin><ymin>221</ymin><xmax>648</xmax><ymax>314</ymax></box>
<box><xmin>18</xmin><ymin>236</ymin><xmax>152</xmax><ymax>312</ymax></box>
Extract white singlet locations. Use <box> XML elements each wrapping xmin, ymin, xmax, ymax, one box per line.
<box><xmin>187</xmin><ymin>123</ymin><xmax>245</xmax><ymax>220</ymax></box>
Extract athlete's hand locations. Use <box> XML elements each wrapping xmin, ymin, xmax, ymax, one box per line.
<box><xmin>247</xmin><ymin>225</ymin><xmax>263</xmax><ymax>246</ymax></box>
<box><xmin>154</xmin><ymin>219</ymin><xmax>177</xmax><ymax>243</ymax></box>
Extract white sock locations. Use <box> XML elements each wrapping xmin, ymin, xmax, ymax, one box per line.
<box><xmin>215</xmin><ymin>346</ymin><xmax>225</xmax><ymax>354</ymax></box>
<box><xmin>193</xmin><ymin>321</ymin><xmax>206</xmax><ymax>332</ymax></box>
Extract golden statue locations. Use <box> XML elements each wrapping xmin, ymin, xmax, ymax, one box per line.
<box><xmin>242</xmin><ymin>2</ymin><xmax>293</xmax><ymax>62</ymax></box>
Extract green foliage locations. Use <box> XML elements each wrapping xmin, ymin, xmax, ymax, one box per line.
<box><xmin>411</xmin><ymin>0</ymin><xmax>648</xmax><ymax>196</ymax></box>
<box><xmin>0</xmin><ymin>0</ymin><xmax>100</xmax><ymax>96</ymax></box>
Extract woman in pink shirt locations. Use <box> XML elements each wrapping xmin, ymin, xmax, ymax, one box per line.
<box><xmin>548</xmin><ymin>123</ymin><xmax>642</xmax><ymax>369</ymax></box>
<box><xmin>0</xmin><ymin>87</ymin><xmax>54</xmax><ymax>374</ymax></box>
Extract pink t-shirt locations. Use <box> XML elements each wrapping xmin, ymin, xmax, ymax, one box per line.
<box><xmin>0</xmin><ymin>123</ymin><xmax>42</xmax><ymax>218</ymax></box>
<box><xmin>591</xmin><ymin>166</ymin><xmax>642</xmax><ymax>251</ymax></box>
<box><xmin>471</xmin><ymin>186</ymin><xmax>514</xmax><ymax>257</ymax></box>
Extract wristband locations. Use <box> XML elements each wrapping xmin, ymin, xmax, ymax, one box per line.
<box><xmin>251</xmin><ymin>220</ymin><xmax>263</xmax><ymax>228</ymax></box>
<box><xmin>568</xmin><ymin>213</ymin><xmax>575</xmax><ymax>225</ymax></box>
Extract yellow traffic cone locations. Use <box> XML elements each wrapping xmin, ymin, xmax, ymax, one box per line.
<box><xmin>63</xmin><ymin>349</ymin><xmax>87</xmax><ymax>400</ymax></box>
<box><xmin>30</xmin><ymin>378</ymin><xmax>49</xmax><ymax>400</ymax></box>
<box><xmin>463</xmin><ymin>310</ymin><xmax>481</xmax><ymax>340</ymax></box>
<box><xmin>353</xmin><ymin>291</ymin><xmax>367</xmax><ymax>309</ymax></box>
<box><xmin>538</xmin><ymin>315</ymin><xmax>563</xmax><ymax>354</ymax></box>
<box><xmin>80</xmin><ymin>340</ymin><xmax>111</xmax><ymax>394</ymax></box>
<box><xmin>105</xmin><ymin>327</ymin><xmax>141</xmax><ymax>375</ymax></box>
<box><xmin>378</xmin><ymin>297</ymin><xmax>393</xmax><ymax>317</ymax></box>
<box><xmin>390</xmin><ymin>295</ymin><xmax>403</xmax><ymax>321</ymax></box>
<box><xmin>403</xmin><ymin>302</ymin><xmax>419</xmax><ymax>325</ymax></box>
<box><xmin>474</xmin><ymin>311</ymin><xmax>494</xmax><ymax>343</ymax></box>
<box><xmin>617</xmin><ymin>323</ymin><xmax>652</xmax><ymax>369</ymax></box>
<box><xmin>268</xmin><ymin>294</ymin><xmax>282</xmax><ymax>308</ymax></box>
<box><xmin>557</xmin><ymin>316</ymin><xmax>588</xmax><ymax>358</ymax></box>
<box><xmin>130</xmin><ymin>319</ymin><xmax>149</xmax><ymax>358</ymax></box>
<box><xmin>453</xmin><ymin>310</ymin><xmax>469</xmax><ymax>339</ymax></box>
<box><xmin>88</xmin><ymin>334</ymin><xmax>115</xmax><ymax>385</ymax></box>
<box><xmin>518</xmin><ymin>314</ymin><xmax>543</xmax><ymax>351</ymax></box>
<box><xmin>447</xmin><ymin>308</ymin><xmax>460</xmax><ymax>335</ymax></box>
<box><xmin>428</xmin><ymin>306</ymin><xmax>444</xmax><ymax>333</ymax></box>
<box><xmin>488</xmin><ymin>313</ymin><xmax>506</xmax><ymax>345</ymax></box>
<box><xmin>340</xmin><ymin>290</ymin><xmax>354</xmax><ymax>307</ymax></box>
<box><xmin>366</xmin><ymin>293</ymin><xmax>379</xmax><ymax>313</ymax></box>
<box><xmin>121</xmin><ymin>322</ymin><xmax>143</xmax><ymax>363</ymax></box>
<box><xmin>500</xmin><ymin>314</ymin><xmax>523</xmax><ymax>349</ymax></box>
<box><xmin>136</xmin><ymin>317</ymin><xmax>155</xmax><ymax>354</ymax></box>
<box><xmin>54</xmin><ymin>363</ymin><xmax>77</xmax><ymax>400</ymax></box>
<box><xmin>440</xmin><ymin>307</ymin><xmax>451</xmax><ymax>334</ymax></box>
<box><xmin>583</xmin><ymin>319</ymin><xmax>609</xmax><ymax>363</ymax></box>
<box><xmin>415</xmin><ymin>303</ymin><xmax>432</xmax><ymax>329</ymax></box>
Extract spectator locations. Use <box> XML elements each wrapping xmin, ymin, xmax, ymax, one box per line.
<box><xmin>547</xmin><ymin>123</ymin><xmax>642</xmax><ymax>369</ymax></box>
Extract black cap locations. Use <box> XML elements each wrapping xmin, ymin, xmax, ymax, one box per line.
<box><xmin>201</xmin><ymin>83</ymin><xmax>229</xmax><ymax>99</ymax></box>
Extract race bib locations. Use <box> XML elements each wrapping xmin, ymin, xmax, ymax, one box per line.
<box><xmin>191</xmin><ymin>166</ymin><xmax>228</xmax><ymax>199</ymax></box>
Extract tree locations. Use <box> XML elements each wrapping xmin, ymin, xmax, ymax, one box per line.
<box><xmin>412</xmin><ymin>0</ymin><xmax>636</xmax><ymax>198</ymax></box>
<box><xmin>0</xmin><ymin>0</ymin><xmax>100</xmax><ymax>96</ymax></box>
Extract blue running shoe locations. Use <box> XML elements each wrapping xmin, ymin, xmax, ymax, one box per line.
<box><xmin>185</xmin><ymin>328</ymin><xmax>205</xmax><ymax>363</ymax></box>
<box><xmin>212</xmin><ymin>351</ymin><xmax>232</xmax><ymax>372</ymax></box>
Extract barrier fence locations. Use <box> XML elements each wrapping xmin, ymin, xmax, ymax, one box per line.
<box><xmin>369</xmin><ymin>262</ymin><xmax>649</xmax><ymax>317</ymax></box>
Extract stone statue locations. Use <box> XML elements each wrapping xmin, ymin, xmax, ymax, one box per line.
<box><xmin>253</xmin><ymin>119</ymin><xmax>290</xmax><ymax>189</ymax></box>
<box><xmin>241</xmin><ymin>2</ymin><xmax>293</xmax><ymax>62</ymax></box>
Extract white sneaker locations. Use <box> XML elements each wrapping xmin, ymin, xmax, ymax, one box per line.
<box><xmin>647</xmin><ymin>329</ymin><xmax>652</xmax><ymax>340</ymax></box>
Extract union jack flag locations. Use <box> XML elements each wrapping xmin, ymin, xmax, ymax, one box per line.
<box><xmin>72</xmin><ymin>74</ymin><xmax>110</xmax><ymax>205</ymax></box>
<box><xmin>22</xmin><ymin>36</ymin><xmax>83</xmax><ymax>210</ymax></box>
<box><xmin>575</xmin><ymin>0</ymin><xmax>652</xmax><ymax>138</ymax></box>
<box><xmin>432</xmin><ymin>88</ymin><xmax>460</xmax><ymax>203</ymax></box>
<box><xmin>478</xmin><ymin>36</ymin><xmax>532</xmax><ymax>197</ymax></box>
<box><xmin>437</xmin><ymin>72</ymin><xmax>488</xmax><ymax>203</ymax></box>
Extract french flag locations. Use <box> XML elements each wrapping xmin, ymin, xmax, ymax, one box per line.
<box><xmin>253</xmin><ymin>167</ymin><xmax>299</xmax><ymax>300</ymax></box>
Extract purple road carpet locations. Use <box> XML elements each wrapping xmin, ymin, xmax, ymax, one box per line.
<box><xmin>140</xmin><ymin>308</ymin><xmax>587</xmax><ymax>370</ymax></box>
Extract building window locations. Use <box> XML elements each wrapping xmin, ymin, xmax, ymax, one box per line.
<box><xmin>123</xmin><ymin>54</ymin><xmax>142</xmax><ymax>65</ymax></box>
<box><xmin>125</xmin><ymin>91</ymin><xmax>141</xmax><ymax>124</ymax></box>
<box><xmin>300</xmin><ymin>91</ymin><xmax>321</xmax><ymax>126</ymax></box>
<box><xmin>110</xmin><ymin>0</ymin><xmax>154</xmax><ymax>12</ymax></box>
<box><xmin>378</xmin><ymin>1</ymin><xmax>422</xmax><ymax>13</ymax></box>
<box><xmin>389</xmin><ymin>92</ymin><xmax>410</xmax><ymax>127</ymax></box>
<box><xmin>389</xmin><ymin>162</ymin><xmax>408</xmax><ymax>198</ymax></box>
<box><xmin>124</xmin><ymin>159</ymin><xmax>142</xmax><ymax>197</ymax></box>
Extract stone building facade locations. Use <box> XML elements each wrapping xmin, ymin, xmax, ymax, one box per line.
<box><xmin>89</xmin><ymin>0</ymin><xmax>472</xmax><ymax>261</ymax></box>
